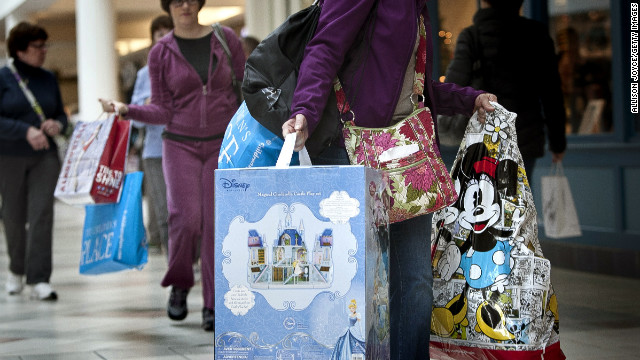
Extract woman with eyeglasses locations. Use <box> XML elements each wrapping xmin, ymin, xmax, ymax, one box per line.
<box><xmin>0</xmin><ymin>22</ymin><xmax>68</xmax><ymax>301</ymax></box>
<box><xmin>100</xmin><ymin>0</ymin><xmax>244</xmax><ymax>332</ymax></box>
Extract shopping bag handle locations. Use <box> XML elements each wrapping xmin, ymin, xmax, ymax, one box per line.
<box><xmin>276</xmin><ymin>132</ymin><xmax>312</xmax><ymax>168</ymax></box>
<box><xmin>550</xmin><ymin>161</ymin><xmax>564</xmax><ymax>177</ymax></box>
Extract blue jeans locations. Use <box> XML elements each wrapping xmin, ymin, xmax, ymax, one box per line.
<box><xmin>312</xmin><ymin>145</ymin><xmax>434</xmax><ymax>360</ymax></box>
<box><xmin>522</xmin><ymin>156</ymin><xmax>537</xmax><ymax>188</ymax></box>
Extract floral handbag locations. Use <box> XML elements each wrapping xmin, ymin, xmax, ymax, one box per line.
<box><xmin>340</xmin><ymin>16</ymin><xmax>457</xmax><ymax>223</ymax></box>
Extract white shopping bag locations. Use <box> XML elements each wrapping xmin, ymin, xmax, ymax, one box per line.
<box><xmin>541</xmin><ymin>162</ymin><xmax>582</xmax><ymax>238</ymax></box>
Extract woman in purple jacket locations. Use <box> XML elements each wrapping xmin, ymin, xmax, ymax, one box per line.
<box><xmin>101</xmin><ymin>0</ymin><xmax>245</xmax><ymax>331</ymax></box>
<box><xmin>282</xmin><ymin>0</ymin><xmax>497</xmax><ymax>358</ymax></box>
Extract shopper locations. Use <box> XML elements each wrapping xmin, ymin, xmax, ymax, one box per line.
<box><xmin>282</xmin><ymin>0</ymin><xmax>497</xmax><ymax>358</ymax></box>
<box><xmin>100</xmin><ymin>0</ymin><xmax>245</xmax><ymax>331</ymax></box>
<box><xmin>445</xmin><ymin>0</ymin><xmax>566</xmax><ymax>179</ymax></box>
<box><xmin>0</xmin><ymin>22</ymin><xmax>68</xmax><ymax>301</ymax></box>
<box><xmin>130</xmin><ymin>14</ymin><xmax>173</xmax><ymax>256</ymax></box>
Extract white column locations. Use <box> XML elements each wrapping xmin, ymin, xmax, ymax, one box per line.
<box><xmin>272</xmin><ymin>0</ymin><xmax>287</xmax><ymax>28</ymax></box>
<box><xmin>245</xmin><ymin>0</ymin><xmax>272</xmax><ymax>40</ymax></box>
<box><xmin>75</xmin><ymin>0</ymin><xmax>118</xmax><ymax>120</ymax></box>
<box><xmin>245</xmin><ymin>0</ymin><xmax>311</xmax><ymax>40</ymax></box>
<box><xmin>289</xmin><ymin>0</ymin><xmax>304</xmax><ymax>14</ymax></box>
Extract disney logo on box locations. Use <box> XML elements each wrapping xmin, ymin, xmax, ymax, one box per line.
<box><xmin>220</xmin><ymin>178</ymin><xmax>250</xmax><ymax>191</ymax></box>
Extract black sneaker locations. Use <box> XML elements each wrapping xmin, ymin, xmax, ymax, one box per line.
<box><xmin>167</xmin><ymin>287</ymin><xmax>189</xmax><ymax>321</ymax></box>
<box><xmin>202</xmin><ymin>307</ymin><xmax>214</xmax><ymax>331</ymax></box>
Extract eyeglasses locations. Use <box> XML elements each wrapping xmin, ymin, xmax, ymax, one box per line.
<box><xmin>170</xmin><ymin>0</ymin><xmax>199</xmax><ymax>7</ymax></box>
<box><xmin>29</xmin><ymin>42</ymin><xmax>49</xmax><ymax>50</ymax></box>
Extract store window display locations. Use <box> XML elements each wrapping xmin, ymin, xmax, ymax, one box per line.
<box><xmin>550</xmin><ymin>2</ymin><xmax>612</xmax><ymax>135</ymax></box>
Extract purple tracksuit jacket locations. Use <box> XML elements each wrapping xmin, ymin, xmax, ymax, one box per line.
<box><xmin>291</xmin><ymin>0</ymin><xmax>484</xmax><ymax>135</ymax></box>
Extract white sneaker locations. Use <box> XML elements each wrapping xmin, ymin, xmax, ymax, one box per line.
<box><xmin>5</xmin><ymin>272</ymin><xmax>23</xmax><ymax>295</ymax></box>
<box><xmin>30</xmin><ymin>283</ymin><xmax>58</xmax><ymax>301</ymax></box>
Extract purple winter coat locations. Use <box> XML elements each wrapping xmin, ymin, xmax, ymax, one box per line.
<box><xmin>126</xmin><ymin>26</ymin><xmax>245</xmax><ymax>139</ymax></box>
<box><xmin>290</xmin><ymin>0</ymin><xmax>483</xmax><ymax>135</ymax></box>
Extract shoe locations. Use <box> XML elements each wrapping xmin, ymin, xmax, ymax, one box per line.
<box><xmin>167</xmin><ymin>286</ymin><xmax>189</xmax><ymax>321</ymax></box>
<box><xmin>30</xmin><ymin>283</ymin><xmax>58</xmax><ymax>301</ymax></box>
<box><xmin>5</xmin><ymin>272</ymin><xmax>24</xmax><ymax>295</ymax></box>
<box><xmin>202</xmin><ymin>307</ymin><xmax>214</xmax><ymax>331</ymax></box>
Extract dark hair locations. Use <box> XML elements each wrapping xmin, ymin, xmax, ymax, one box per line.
<box><xmin>150</xmin><ymin>15</ymin><xmax>174</xmax><ymax>40</ymax></box>
<box><xmin>160</xmin><ymin>0</ymin><xmax>205</xmax><ymax>13</ymax></box>
<box><xmin>485</xmin><ymin>0</ymin><xmax>524</xmax><ymax>13</ymax></box>
<box><xmin>7</xmin><ymin>22</ymin><xmax>48</xmax><ymax>59</ymax></box>
<box><xmin>241</xmin><ymin>36</ymin><xmax>260</xmax><ymax>56</ymax></box>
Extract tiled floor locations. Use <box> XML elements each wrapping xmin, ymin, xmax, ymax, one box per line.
<box><xmin>1</xmin><ymin>201</ymin><xmax>639</xmax><ymax>359</ymax></box>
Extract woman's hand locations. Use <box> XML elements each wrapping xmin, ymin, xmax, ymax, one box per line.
<box><xmin>282</xmin><ymin>114</ymin><xmax>309</xmax><ymax>151</ymax></box>
<box><xmin>98</xmin><ymin>98</ymin><xmax>129</xmax><ymax>116</ymax></box>
<box><xmin>41</xmin><ymin>119</ymin><xmax>62</xmax><ymax>136</ymax></box>
<box><xmin>26</xmin><ymin>126</ymin><xmax>50</xmax><ymax>151</ymax></box>
<box><xmin>473</xmin><ymin>93</ymin><xmax>498</xmax><ymax>123</ymax></box>
<box><xmin>552</xmin><ymin>151</ymin><xmax>565</xmax><ymax>163</ymax></box>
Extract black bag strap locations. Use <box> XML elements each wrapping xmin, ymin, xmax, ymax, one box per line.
<box><xmin>162</xmin><ymin>130</ymin><xmax>225</xmax><ymax>142</ymax></box>
<box><xmin>212</xmin><ymin>23</ymin><xmax>242</xmax><ymax>105</ymax></box>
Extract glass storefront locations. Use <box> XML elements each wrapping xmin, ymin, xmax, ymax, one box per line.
<box><xmin>436</xmin><ymin>0</ymin><xmax>613</xmax><ymax>136</ymax></box>
<box><xmin>436</xmin><ymin>0</ymin><xmax>477</xmax><ymax>81</ymax></box>
<box><xmin>549</xmin><ymin>0</ymin><xmax>612</xmax><ymax>135</ymax></box>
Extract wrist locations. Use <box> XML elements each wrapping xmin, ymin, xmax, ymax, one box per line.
<box><xmin>119</xmin><ymin>104</ymin><xmax>129</xmax><ymax>117</ymax></box>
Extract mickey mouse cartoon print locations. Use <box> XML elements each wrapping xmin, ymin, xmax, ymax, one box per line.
<box><xmin>436</xmin><ymin>141</ymin><xmax>521</xmax><ymax>292</ymax></box>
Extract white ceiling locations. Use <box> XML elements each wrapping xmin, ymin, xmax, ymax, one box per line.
<box><xmin>1</xmin><ymin>0</ymin><xmax>246</xmax><ymax>38</ymax></box>
<box><xmin>37</xmin><ymin>0</ymin><xmax>245</xmax><ymax>18</ymax></box>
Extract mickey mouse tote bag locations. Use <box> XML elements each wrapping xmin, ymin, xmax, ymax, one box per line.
<box><xmin>429</xmin><ymin>103</ymin><xmax>565</xmax><ymax>360</ymax></box>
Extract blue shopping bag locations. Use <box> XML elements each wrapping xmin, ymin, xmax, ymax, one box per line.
<box><xmin>218</xmin><ymin>101</ymin><xmax>299</xmax><ymax>169</ymax></box>
<box><xmin>80</xmin><ymin>171</ymin><xmax>147</xmax><ymax>275</ymax></box>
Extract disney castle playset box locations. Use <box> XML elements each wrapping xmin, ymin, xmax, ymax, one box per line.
<box><xmin>215</xmin><ymin>165</ymin><xmax>390</xmax><ymax>359</ymax></box>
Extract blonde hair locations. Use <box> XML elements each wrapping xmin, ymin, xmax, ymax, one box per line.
<box><xmin>349</xmin><ymin>299</ymin><xmax>357</xmax><ymax>309</ymax></box>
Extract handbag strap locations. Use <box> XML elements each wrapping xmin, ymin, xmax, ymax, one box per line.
<box><xmin>7</xmin><ymin>59</ymin><xmax>46</xmax><ymax>123</ymax></box>
<box><xmin>551</xmin><ymin>161</ymin><xmax>565</xmax><ymax>177</ymax></box>
<box><xmin>212</xmin><ymin>23</ymin><xmax>242</xmax><ymax>106</ymax></box>
<box><xmin>336</xmin><ymin>15</ymin><xmax>427</xmax><ymax>124</ymax></box>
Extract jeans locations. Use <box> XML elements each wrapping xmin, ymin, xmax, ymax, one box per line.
<box><xmin>312</xmin><ymin>145</ymin><xmax>434</xmax><ymax>360</ymax></box>
<box><xmin>522</xmin><ymin>156</ymin><xmax>537</xmax><ymax>188</ymax></box>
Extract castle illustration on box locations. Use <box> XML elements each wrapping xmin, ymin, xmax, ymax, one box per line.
<box><xmin>247</xmin><ymin>212</ymin><xmax>333</xmax><ymax>289</ymax></box>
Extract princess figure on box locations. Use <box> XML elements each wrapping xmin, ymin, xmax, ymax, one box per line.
<box><xmin>331</xmin><ymin>299</ymin><xmax>365</xmax><ymax>359</ymax></box>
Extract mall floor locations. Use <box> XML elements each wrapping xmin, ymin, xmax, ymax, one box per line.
<box><xmin>0</xmin><ymin>201</ymin><xmax>639</xmax><ymax>359</ymax></box>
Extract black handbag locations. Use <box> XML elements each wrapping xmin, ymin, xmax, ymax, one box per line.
<box><xmin>242</xmin><ymin>4</ymin><xmax>324</xmax><ymax>140</ymax></box>
<box><xmin>242</xmin><ymin>0</ymin><xmax>377</xmax><ymax>157</ymax></box>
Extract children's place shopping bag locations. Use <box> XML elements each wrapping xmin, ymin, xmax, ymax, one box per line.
<box><xmin>55</xmin><ymin>114</ymin><xmax>131</xmax><ymax>205</ymax></box>
<box><xmin>214</xmin><ymin>136</ymin><xmax>391</xmax><ymax>359</ymax></box>
<box><xmin>541</xmin><ymin>163</ymin><xmax>582</xmax><ymax>239</ymax></box>
<box><xmin>429</xmin><ymin>103</ymin><xmax>565</xmax><ymax>360</ymax></box>
<box><xmin>218</xmin><ymin>101</ymin><xmax>299</xmax><ymax>168</ymax></box>
<box><xmin>80</xmin><ymin>172</ymin><xmax>147</xmax><ymax>275</ymax></box>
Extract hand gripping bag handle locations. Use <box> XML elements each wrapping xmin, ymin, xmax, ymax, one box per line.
<box><xmin>275</xmin><ymin>133</ymin><xmax>312</xmax><ymax>168</ymax></box>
